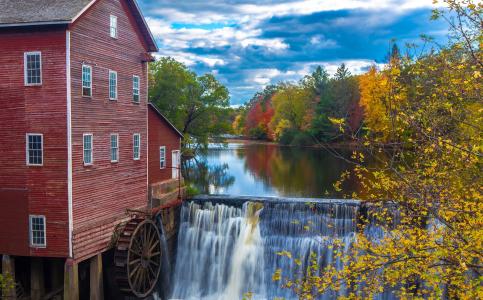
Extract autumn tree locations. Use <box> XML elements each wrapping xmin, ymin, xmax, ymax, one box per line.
<box><xmin>245</xmin><ymin>101</ymin><xmax>273</xmax><ymax>139</ymax></box>
<box><xmin>244</xmin><ymin>85</ymin><xmax>277</xmax><ymax>139</ymax></box>
<box><xmin>232</xmin><ymin>105</ymin><xmax>248</xmax><ymax>135</ymax></box>
<box><xmin>276</xmin><ymin>1</ymin><xmax>482</xmax><ymax>299</ymax></box>
<box><xmin>358</xmin><ymin>66</ymin><xmax>393</xmax><ymax>141</ymax></box>
<box><xmin>270</xmin><ymin>83</ymin><xmax>314</xmax><ymax>141</ymax></box>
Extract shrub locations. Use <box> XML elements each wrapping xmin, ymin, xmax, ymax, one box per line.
<box><xmin>185</xmin><ymin>184</ymin><xmax>200</xmax><ymax>198</ymax></box>
<box><xmin>290</xmin><ymin>132</ymin><xmax>315</xmax><ymax>146</ymax></box>
<box><xmin>248</xmin><ymin>126</ymin><xmax>268</xmax><ymax>140</ymax></box>
<box><xmin>278</xmin><ymin>129</ymin><xmax>296</xmax><ymax>145</ymax></box>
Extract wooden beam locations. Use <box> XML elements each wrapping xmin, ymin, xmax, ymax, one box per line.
<box><xmin>89</xmin><ymin>254</ymin><xmax>104</xmax><ymax>300</ymax></box>
<box><xmin>63</xmin><ymin>259</ymin><xmax>79</xmax><ymax>300</ymax></box>
<box><xmin>31</xmin><ymin>258</ymin><xmax>45</xmax><ymax>300</ymax></box>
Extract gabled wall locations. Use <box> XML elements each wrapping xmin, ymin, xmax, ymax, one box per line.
<box><xmin>69</xmin><ymin>0</ymin><xmax>148</xmax><ymax>262</ymax></box>
<box><xmin>0</xmin><ymin>27</ymin><xmax>69</xmax><ymax>257</ymax></box>
<box><xmin>148</xmin><ymin>107</ymin><xmax>182</xmax><ymax>185</ymax></box>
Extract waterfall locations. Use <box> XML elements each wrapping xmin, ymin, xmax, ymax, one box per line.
<box><xmin>154</xmin><ymin>213</ymin><xmax>172</xmax><ymax>300</ymax></box>
<box><xmin>170</xmin><ymin>200</ymin><xmax>362</xmax><ymax>300</ymax></box>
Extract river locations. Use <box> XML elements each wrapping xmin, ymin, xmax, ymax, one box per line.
<box><xmin>183</xmin><ymin>142</ymin><xmax>375</xmax><ymax>198</ymax></box>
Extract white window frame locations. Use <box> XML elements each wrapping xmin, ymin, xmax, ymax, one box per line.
<box><xmin>109</xmin><ymin>70</ymin><xmax>117</xmax><ymax>100</ymax></box>
<box><xmin>133</xmin><ymin>133</ymin><xmax>140</xmax><ymax>160</ymax></box>
<box><xmin>29</xmin><ymin>215</ymin><xmax>46</xmax><ymax>248</ymax></box>
<box><xmin>83</xmin><ymin>133</ymin><xmax>93</xmax><ymax>166</ymax></box>
<box><xmin>26</xmin><ymin>133</ymin><xmax>43</xmax><ymax>166</ymax></box>
<box><xmin>24</xmin><ymin>51</ymin><xmax>42</xmax><ymax>86</ymax></box>
<box><xmin>82</xmin><ymin>64</ymin><xmax>92</xmax><ymax>97</ymax></box>
<box><xmin>110</xmin><ymin>15</ymin><xmax>118</xmax><ymax>38</ymax></box>
<box><xmin>132</xmin><ymin>75</ymin><xmax>140</xmax><ymax>103</ymax></box>
<box><xmin>159</xmin><ymin>146</ymin><xmax>166</xmax><ymax>169</ymax></box>
<box><xmin>110</xmin><ymin>133</ymin><xmax>119</xmax><ymax>163</ymax></box>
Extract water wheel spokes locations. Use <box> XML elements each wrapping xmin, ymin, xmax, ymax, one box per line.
<box><xmin>114</xmin><ymin>218</ymin><xmax>162</xmax><ymax>298</ymax></box>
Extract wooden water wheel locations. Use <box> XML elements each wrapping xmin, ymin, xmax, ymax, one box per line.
<box><xmin>114</xmin><ymin>218</ymin><xmax>162</xmax><ymax>298</ymax></box>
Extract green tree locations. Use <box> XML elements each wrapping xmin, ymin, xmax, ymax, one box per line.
<box><xmin>149</xmin><ymin>57</ymin><xmax>230</xmax><ymax>152</ymax></box>
<box><xmin>310</xmin><ymin>64</ymin><xmax>360</xmax><ymax>142</ymax></box>
<box><xmin>334</xmin><ymin>63</ymin><xmax>350</xmax><ymax>80</ymax></box>
<box><xmin>301</xmin><ymin>66</ymin><xmax>329</xmax><ymax>96</ymax></box>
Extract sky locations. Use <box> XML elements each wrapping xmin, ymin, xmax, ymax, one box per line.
<box><xmin>137</xmin><ymin>0</ymin><xmax>449</xmax><ymax>106</ymax></box>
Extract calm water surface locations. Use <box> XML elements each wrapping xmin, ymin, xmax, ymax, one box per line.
<box><xmin>183</xmin><ymin>142</ymin><xmax>373</xmax><ymax>198</ymax></box>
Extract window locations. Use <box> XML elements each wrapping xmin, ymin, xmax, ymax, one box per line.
<box><xmin>24</xmin><ymin>52</ymin><xmax>42</xmax><ymax>85</ymax></box>
<box><xmin>133</xmin><ymin>134</ymin><xmax>140</xmax><ymax>160</ymax></box>
<box><xmin>26</xmin><ymin>133</ymin><xmax>43</xmax><ymax>166</ymax></box>
<box><xmin>109</xmin><ymin>70</ymin><xmax>117</xmax><ymax>100</ymax></box>
<box><xmin>83</xmin><ymin>134</ymin><xmax>93</xmax><ymax>165</ymax></box>
<box><xmin>110</xmin><ymin>15</ymin><xmax>118</xmax><ymax>38</ymax></box>
<box><xmin>82</xmin><ymin>65</ymin><xmax>92</xmax><ymax>97</ymax></box>
<box><xmin>110</xmin><ymin>134</ymin><xmax>119</xmax><ymax>162</ymax></box>
<box><xmin>132</xmin><ymin>75</ymin><xmax>140</xmax><ymax>103</ymax></box>
<box><xmin>159</xmin><ymin>146</ymin><xmax>166</xmax><ymax>169</ymax></box>
<box><xmin>29</xmin><ymin>215</ymin><xmax>46</xmax><ymax>247</ymax></box>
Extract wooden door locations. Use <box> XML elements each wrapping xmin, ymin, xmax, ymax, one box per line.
<box><xmin>172</xmin><ymin>150</ymin><xmax>180</xmax><ymax>179</ymax></box>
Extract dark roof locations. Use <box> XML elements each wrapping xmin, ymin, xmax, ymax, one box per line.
<box><xmin>148</xmin><ymin>103</ymin><xmax>184</xmax><ymax>138</ymax></box>
<box><xmin>0</xmin><ymin>0</ymin><xmax>158</xmax><ymax>52</ymax></box>
<box><xmin>0</xmin><ymin>0</ymin><xmax>94</xmax><ymax>25</ymax></box>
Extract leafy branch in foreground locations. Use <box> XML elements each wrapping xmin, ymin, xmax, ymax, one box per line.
<box><xmin>0</xmin><ymin>272</ymin><xmax>14</xmax><ymax>296</ymax></box>
<box><xmin>276</xmin><ymin>1</ymin><xmax>482</xmax><ymax>299</ymax></box>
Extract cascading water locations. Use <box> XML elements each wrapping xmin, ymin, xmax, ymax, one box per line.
<box><xmin>170</xmin><ymin>199</ymin><xmax>363</xmax><ymax>300</ymax></box>
<box><xmin>154</xmin><ymin>213</ymin><xmax>172</xmax><ymax>300</ymax></box>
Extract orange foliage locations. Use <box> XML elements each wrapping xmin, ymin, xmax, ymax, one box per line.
<box><xmin>245</xmin><ymin>96</ymin><xmax>275</xmax><ymax>139</ymax></box>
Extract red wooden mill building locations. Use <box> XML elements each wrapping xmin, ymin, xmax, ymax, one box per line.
<box><xmin>0</xmin><ymin>0</ymin><xmax>184</xmax><ymax>298</ymax></box>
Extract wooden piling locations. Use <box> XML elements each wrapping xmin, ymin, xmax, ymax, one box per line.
<box><xmin>30</xmin><ymin>258</ymin><xmax>45</xmax><ymax>300</ymax></box>
<box><xmin>89</xmin><ymin>254</ymin><xmax>104</xmax><ymax>300</ymax></box>
<box><xmin>63</xmin><ymin>258</ymin><xmax>79</xmax><ymax>300</ymax></box>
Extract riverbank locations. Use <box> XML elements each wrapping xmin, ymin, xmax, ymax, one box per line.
<box><xmin>224</xmin><ymin>137</ymin><xmax>364</xmax><ymax>149</ymax></box>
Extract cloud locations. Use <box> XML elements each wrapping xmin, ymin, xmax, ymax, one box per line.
<box><xmin>309</xmin><ymin>35</ymin><xmax>339</xmax><ymax>48</ymax></box>
<box><xmin>237</xmin><ymin>0</ymin><xmax>439</xmax><ymax>16</ymax></box>
<box><xmin>153</xmin><ymin>51</ymin><xmax>225</xmax><ymax>67</ymax></box>
<box><xmin>139</xmin><ymin>0</ymin><xmax>448</xmax><ymax>105</ymax></box>
<box><xmin>146</xmin><ymin>16</ymin><xmax>289</xmax><ymax>53</ymax></box>
<box><xmin>249</xmin><ymin>68</ymin><xmax>283</xmax><ymax>85</ymax></box>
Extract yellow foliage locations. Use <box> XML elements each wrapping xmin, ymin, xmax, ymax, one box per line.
<box><xmin>358</xmin><ymin>67</ymin><xmax>391</xmax><ymax>141</ymax></box>
<box><xmin>270</xmin><ymin>85</ymin><xmax>314</xmax><ymax>138</ymax></box>
<box><xmin>278</xmin><ymin>1</ymin><xmax>483</xmax><ymax>299</ymax></box>
<box><xmin>358</xmin><ymin>62</ymin><xmax>407</xmax><ymax>142</ymax></box>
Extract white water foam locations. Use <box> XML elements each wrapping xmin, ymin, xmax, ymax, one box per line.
<box><xmin>170</xmin><ymin>200</ymin><xmax>366</xmax><ymax>300</ymax></box>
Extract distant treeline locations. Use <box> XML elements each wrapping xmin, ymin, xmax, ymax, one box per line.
<box><xmin>232</xmin><ymin>46</ymin><xmax>408</xmax><ymax>146</ymax></box>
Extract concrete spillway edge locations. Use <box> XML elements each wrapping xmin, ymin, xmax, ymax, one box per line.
<box><xmin>188</xmin><ymin>194</ymin><xmax>362</xmax><ymax>207</ymax></box>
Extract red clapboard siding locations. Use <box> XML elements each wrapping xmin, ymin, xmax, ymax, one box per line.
<box><xmin>0</xmin><ymin>27</ymin><xmax>69</xmax><ymax>257</ymax></box>
<box><xmin>69</xmin><ymin>0</ymin><xmax>148</xmax><ymax>261</ymax></box>
<box><xmin>148</xmin><ymin>107</ymin><xmax>182</xmax><ymax>184</ymax></box>
<box><xmin>0</xmin><ymin>189</ymin><xmax>29</xmax><ymax>256</ymax></box>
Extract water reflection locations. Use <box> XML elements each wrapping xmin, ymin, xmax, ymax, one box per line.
<box><xmin>183</xmin><ymin>159</ymin><xmax>235</xmax><ymax>194</ymax></box>
<box><xmin>184</xmin><ymin>143</ymin><xmax>370</xmax><ymax>198</ymax></box>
